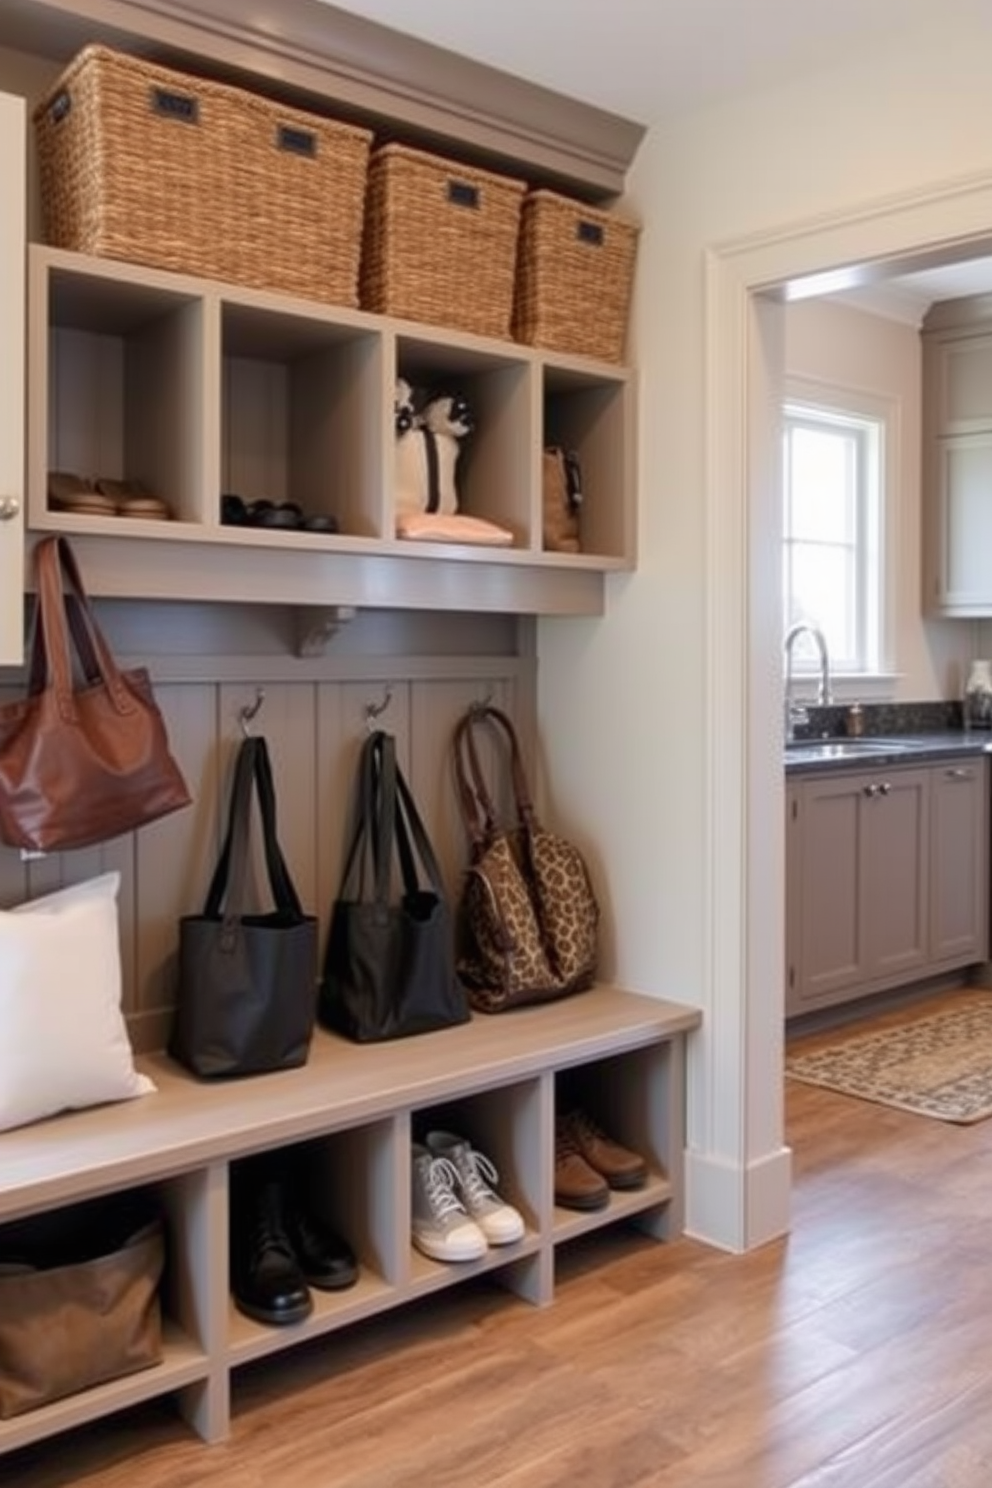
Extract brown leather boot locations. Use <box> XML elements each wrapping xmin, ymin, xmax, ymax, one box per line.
<box><xmin>554</xmin><ymin>1119</ymin><xmax>609</xmax><ymax>1210</ymax></box>
<box><xmin>559</xmin><ymin>1110</ymin><xmax>648</xmax><ymax>1191</ymax></box>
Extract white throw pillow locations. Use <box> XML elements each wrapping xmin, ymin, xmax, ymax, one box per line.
<box><xmin>0</xmin><ymin>873</ymin><xmax>155</xmax><ymax>1133</ymax></box>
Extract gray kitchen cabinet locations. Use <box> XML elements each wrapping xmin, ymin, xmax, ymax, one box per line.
<box><xmin>922</xmin><ymin>296</ymin><xmax>992</xmax><ymax>615</ymax></box>
<box><xmin>930</xmin><ymin>758</ymin><xmax>990</xmax><ymax>964</ymax></box>
<box><xmin>786</xmin><ymin>763</ymin><xmax>953</xmax><ymax>1017</ymax></box>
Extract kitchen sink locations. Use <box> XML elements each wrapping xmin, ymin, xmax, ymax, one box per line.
<box><xmin>785</xmin><ymin>738</ymin><xmax>922</xmax><ymax>759</ymax></box>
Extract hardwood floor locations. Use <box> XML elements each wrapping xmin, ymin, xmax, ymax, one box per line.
<box><xmin>7</xmin><ymin>988</ymin><xmax>992</xmax><ymax>1487</ymax></box>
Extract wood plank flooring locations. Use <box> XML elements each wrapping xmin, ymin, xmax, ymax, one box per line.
<box><xmin>7</xmin><ymin>987</ymin><xmax>992</xmax><ymax>1488</ymax></box>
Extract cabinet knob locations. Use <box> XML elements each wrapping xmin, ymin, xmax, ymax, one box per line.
<box><xmin>863</xmin><ymin>783</ymin><xmax>879</xmax><ymax>798</ymax></box>
<box><xmin>879</xmin><ymin>781</ymin><xmax>891</xmax><ymax>796</ymax></box>
<box><xmin>0</xmin><ymin>496</ymin><xmax>20</xmax><ymax>521</ymax></box>
<box><xmin>947</xmin><ymin>767</ymin><xmax>972</xmax><ymax>780</ymax></box>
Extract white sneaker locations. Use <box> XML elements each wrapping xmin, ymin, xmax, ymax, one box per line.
<box><xmin>410</xmin><ymin>1144</ymin><xmax>487</xmax><ymax>1263</ymax></box>
<box><xmin>425</xmin><ymin>1131</ymin><xmax>526</xmax><ymax>1246</ymax></box>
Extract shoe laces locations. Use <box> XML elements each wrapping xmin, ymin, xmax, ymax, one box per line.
<box><xmin>250</xmin><ymin>1183</ymin><xmax>295</xmax><ymax>1262</ymax></box>
<box><xmin>564</xmin><ymin>1109</ymin><xmax>604</xmax><ymax>1145</ymax></box>
<box><xmin>456</xmin><ymin>1147</ymin><xmax>500</xmax><ymax>1209</ymax></box>
<box><xmin>424</xmin><ymin>1156</ymin><xmax>469</xmax><ymax>1221</ymax></box>
<box><xmin>555</xmin><ymin>1121</ymin><xmax>583</xmax><ymax>1163</ymax></box>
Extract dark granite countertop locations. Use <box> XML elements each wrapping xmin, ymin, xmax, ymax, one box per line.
<box><xmin>784</xmin><ymin>730</ymin><xmax>992</xmax><ymax>775</ymax></box>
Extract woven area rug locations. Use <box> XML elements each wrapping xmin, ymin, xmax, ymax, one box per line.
<box><xmin>786</xmin><ymin>998</ymin><xmax>992</xmax><ymax>1123</ymax></box>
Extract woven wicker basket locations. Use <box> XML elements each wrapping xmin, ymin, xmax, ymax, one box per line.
<box><xmin>361</xmin><ymin>144</ymin><xmax>526</xmax><ymax>338</ymax></box>
<box><xmin>34</xmin><ymin>45</ymin><xmax>372</xmax><ymax>306</ymax></box>
<box><xmin>513</xmin><ymin>190</ymin><xmax>640</xmax><ymax>363</ymax></box>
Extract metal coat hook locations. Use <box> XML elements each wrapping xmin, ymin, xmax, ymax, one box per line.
<box><xmin>364</xmin><ymin>685</ymin><xmax>393</xmax><ymax>733</ymax></box>
<box><xmin>238</xmin><ymin>688</ymin><xmax>265</xmax><ymax>737</ymax></box>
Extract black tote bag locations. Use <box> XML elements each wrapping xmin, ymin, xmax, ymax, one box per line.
<box><xmin>319</xmin><ymin>730</ymin><xmax>470</xmax><ymax>1042</ymax></box>
<box><xmin>171</xmin><ymin>735</ymin><xmax>318</xmax><ymax>1078</ymax></box>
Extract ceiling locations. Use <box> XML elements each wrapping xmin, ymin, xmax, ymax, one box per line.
<box><xmin>322</xmin><ymin>0</ymin><xmax>992</xmax><ymax>315</ymax></box>
<box><xmin>322</xmin><ymin>0</ymin><xmax>958</xmax><ymax>126</ymax></box>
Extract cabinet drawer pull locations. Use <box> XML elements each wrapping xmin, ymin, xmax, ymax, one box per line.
<box><xmin>946</xmin><ymin>767</ymin><xmax>973</xmax><ymax>780</ymax></box>
<box><xmin>0</xmin><ymin>496</ymin><xmax>19</xmax><ymax>520</ymax></box>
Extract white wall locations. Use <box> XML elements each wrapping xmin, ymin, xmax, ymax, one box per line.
<box><xmin>784</xmin><ymin>296</ymin><xmax>973</xmax><ymax>702</ymax></box>
<box><xmin>537</xmin><ymin>1</ymin><xmax>992</xmax><ymax>1250</ymax></box>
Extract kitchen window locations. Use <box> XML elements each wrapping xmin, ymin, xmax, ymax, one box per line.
<box><xmin>782</xmin><ymin>388</ymin><xmax>886</xmax><ymax>678</ymax></box>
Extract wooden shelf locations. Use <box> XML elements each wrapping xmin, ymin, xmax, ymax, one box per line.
<box><xmin>0</xmin><ymin>986</ymin><xmax>699</xmax><ymax>1457</ymax></box>
<box><xmin>0</xmin><ymin>1322</ymin><xmax>208</xmax><ymax>1456</ymax></box>
<box><xmin>26</xmin><ymin>245</ymin><xmax>637</xmax><ymax>618</ymax></box>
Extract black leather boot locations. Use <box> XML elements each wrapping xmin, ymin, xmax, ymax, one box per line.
<box><xmin>285</xmin><ymin>1199</ymin><xmax>359</xmax><ymax>1292</ymax></box>
<box><xmin>231</xmin><ymin>1174</ymin><xmax>312</xmax><ymax>1327</ymax></box>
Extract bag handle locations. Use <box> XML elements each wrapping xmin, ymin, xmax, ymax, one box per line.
<box><xmin>452</xmin><ymin>705</ymin><xmax>538</xmax><ymax>851</ymax></box>
<box><xmin>31</xmin><ymin>536</ymin><xmax>136</xmax><ymax>723</ymax></box>
<box><xmin>338</xmin><ymin>731</ymin><xmax>393</xmax><ymax>905</ymax></box>
<box><xmin>339</xmin><ymin>731</ymin><xmax>445</xmax><ymax>905</ymax></box>
<box><xmin>204</xmin><ymin>736</ymin><xmax>305</xmax><ymax>938</ymax></box>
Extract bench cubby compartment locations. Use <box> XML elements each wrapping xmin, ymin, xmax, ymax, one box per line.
<box><xmin>408</xmin><ymin>1076</ymin><xmax>548</xmax><ymax>1302</ymax></box>
<box><xmin>0</xmin><ymin>1174</ymin><xmax>214</xmax><ymax>1457</ymax></box>
<box><xmin>227</xmin><ymin>1121</ymin><xmax>400</xmax><ymax>1368</ymax></box>
<box><xmin>552</xmin><ymin>1039</ymin><xmax>682</xmax><ymax>1247</ymax></box>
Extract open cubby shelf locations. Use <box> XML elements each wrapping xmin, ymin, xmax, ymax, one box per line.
<box><xmin>0</xmin><ymin>984</ymin><xmax>698</xmax><ymax>1458</ymax></box>
<box><xmin>26</xmin><ymin>245</ymin><xmax>636</xmax><ymax>617</ymax></box>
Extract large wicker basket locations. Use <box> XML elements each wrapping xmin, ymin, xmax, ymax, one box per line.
<box><xmin>360</xmin><ymin>143</ymin><xmax>526</xmax><ymax>338</ymax></box>
<box><xmin>34</xmin><ymin>45</ymin><xmax>372</xmax><ymax>306</ymax></box>
<box><xmin>513</xmin><ymin>190</ymin><xmax>640</xmax><ymax>363</ymax></box>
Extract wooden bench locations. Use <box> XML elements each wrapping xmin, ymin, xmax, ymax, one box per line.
<box><xmin>0</xmin><ymin>984</ymin><xmax>700</xmax><ymax>1457</ymax></box>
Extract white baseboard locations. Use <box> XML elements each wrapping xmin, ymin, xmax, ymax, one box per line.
<box><xmin>683</xmin><ymin>1144</ymin><xmax>792</xmax><ymax>1253</ymax></box>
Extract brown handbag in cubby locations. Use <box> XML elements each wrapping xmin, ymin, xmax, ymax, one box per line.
<box><xmin>542</xmin><ymin>447</ymin><xmax>582</xmax><ymax>553</ymax></box>
<box><xmin>452</xmin><ymin>705</ymin><xmax>599</xmax><ymax>1012</ymax></box>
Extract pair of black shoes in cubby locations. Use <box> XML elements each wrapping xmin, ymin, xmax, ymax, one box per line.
<box><xmin>220</xmin><ymin>492</ymin><xmax>340</xmax><ymax>533</ymax></box>
<box><xmin>230</xmin><ymin>1153</ymin><xmax>358</xmax><ymax>1328</ymax></box>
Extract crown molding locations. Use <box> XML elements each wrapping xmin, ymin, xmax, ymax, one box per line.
<box><xmin>0</xmin><ymin>0</ymin><xmax>644</xmax><ymax>197</ymax></box>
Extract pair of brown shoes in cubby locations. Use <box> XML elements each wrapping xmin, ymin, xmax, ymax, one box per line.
<box><xmin>48</xmin><ymin>471</ymin><xmax>171</xmax><ymax>520</ymax></box>
<box><xmin>554</xmin><ymin>1109</ymin><xmax>648</xmax><ymax>1211</ymax></box>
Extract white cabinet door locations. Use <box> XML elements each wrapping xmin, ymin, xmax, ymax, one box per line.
<box><xmin>0</xmin><ymin>91</ymin><xmax>25</xmax><ymax>664</ymax></box>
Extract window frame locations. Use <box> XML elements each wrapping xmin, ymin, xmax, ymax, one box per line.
<box><xmin>782</xmin><ymin>375</ymin><xmax>897</xmax><ymax>692</ymax></box>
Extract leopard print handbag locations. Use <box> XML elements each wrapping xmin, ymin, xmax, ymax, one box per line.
<box><xmin>452</xmin><ymin>705</ymin><xmax>599</xmax><ymax>1012</ymax></box>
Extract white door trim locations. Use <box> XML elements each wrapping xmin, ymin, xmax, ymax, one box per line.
<box><xmin>686</xmin><ymin>167</ymin><xmax>992</xmax><ymax>1252</ymax></box>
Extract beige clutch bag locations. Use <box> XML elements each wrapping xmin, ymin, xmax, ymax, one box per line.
<box><xmin>396</xmin><ymin>513</ymin><xmax>514</xmax><ymax>546</ymax></box>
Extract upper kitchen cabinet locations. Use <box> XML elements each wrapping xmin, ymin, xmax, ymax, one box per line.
<box><xmin>0</xmin><ymin>0</ymin><xmax>645</xmax><ymax>623</ymax></box>
<box><xmin>922</xmin><ymin>294</ymin><xmax>992</xmax><ymax>615</ymax></box>
<box><xmin>0</xmin><ymin>91</ymin><xmax>25</xmax><ymax>664</ymax></box>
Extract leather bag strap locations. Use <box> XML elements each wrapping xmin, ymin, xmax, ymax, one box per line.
<box><xmin>31</xmin><ymin>536</ymin><xmax>135</xmax><ymax>722</ymax></box>
<box><xmin>452</xmin><ymin>705</ymin><xmax>538</xmax><ymax>846</ymax></box>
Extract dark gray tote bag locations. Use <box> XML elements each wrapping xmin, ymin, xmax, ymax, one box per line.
<box><xmin>171</xmin><ymin>734</ymin><xmax>318</xmax><ymax>1078</ymax></box>
<box><xmin>318</xmin><ymin>730</ymin><xmax>470</xmax><ymax>1042</ymax></box>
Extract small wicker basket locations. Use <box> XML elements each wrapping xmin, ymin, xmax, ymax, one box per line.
<box><xmin>513</xmin><ymin>190</ymin><xmax>640</xmax><ymax>363</ymax></box>
<box><xmin>360</xmin><ymin>143</ymin><xmax>526</xmax><ymax>338</ymax></box>
<box><xmin>34</xmin><ymin>45</ymin><xmax>372</xmax><ymax>306</ymax></box>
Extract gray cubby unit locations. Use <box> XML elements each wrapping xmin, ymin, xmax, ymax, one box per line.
<box><xmin>26</xmin><ymin>245</ymin><xmax>636</xmax><ymax>618</ymax></box>
<box><xmin>0</xmin><ymin>986</ymin><xmax>699</xmax><ymax>1459</ymax></box>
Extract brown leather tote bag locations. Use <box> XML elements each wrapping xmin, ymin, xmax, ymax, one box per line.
<box><xmin>0</xmin><ymin>535</ymin><xmax>191</xmax><ymax>852</ymax></box>
<box><xmin>452</xmin><ymin>705</ymin><xmax>599</xmax><ymax>1012</ymax></box>
<box><xmin>0</xmin><ymin>1192</ymin><xmax>164</xmax><ymax>1419</ymax></box>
